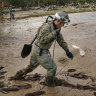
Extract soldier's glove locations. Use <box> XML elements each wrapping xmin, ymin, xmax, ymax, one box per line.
<box><xmin>53</xmin><ymin>29</ymin><xmax>61</xmax><ymax>36</ymax></box>
<box><xmin>65</xmin><ymin>49</ymin><xmax>73</xmax><ymax>59</ymax></box>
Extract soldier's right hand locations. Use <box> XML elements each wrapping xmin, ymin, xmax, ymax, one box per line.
<box><xmin>65</xmin><ymin>49</ymin><xmax>73</xmax><ymax>60</ymax></box>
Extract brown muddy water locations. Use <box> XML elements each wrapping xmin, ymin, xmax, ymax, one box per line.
<box><xmin>0</xmin><ymin>11</ymin><xmax>96</xmax><ymax>96</ymax></box>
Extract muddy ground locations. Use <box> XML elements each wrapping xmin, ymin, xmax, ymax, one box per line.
<box><xmin>0</xmin><ymin>11</ymin><xmax>96</xmax><ymax>96</ymax></box>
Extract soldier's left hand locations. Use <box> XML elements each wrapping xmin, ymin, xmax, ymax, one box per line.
<box><xmin>66</xmin><ymin>49</ymin><xmax>73</xmax><ymax>59</ymax></box>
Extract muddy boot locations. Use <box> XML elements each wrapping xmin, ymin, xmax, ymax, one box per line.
<box><xmin>45</xmin><ymin>76</ymin><xmax>56</xmax><ymax>87</ymax></box>
<box><xmin>9</xmin><ymin>70</ymin><xmax>25</xmax><ymax>80</ymax></box>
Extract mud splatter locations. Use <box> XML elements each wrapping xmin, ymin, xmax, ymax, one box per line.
<box><xmin>25</xmin><ymin>91</ymin><xmax>45</xmax><ymax>96</ymax></box>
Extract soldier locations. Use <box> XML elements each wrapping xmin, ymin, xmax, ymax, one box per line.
<box><xmin>9</xmin><ymin>7</ymin><xmax>14</xmax><ymax>20</ymax></box>
<box><xmin>12</xmin><ymin>11</ymin><xmax>73</xmax><ymax>86</ymax></box>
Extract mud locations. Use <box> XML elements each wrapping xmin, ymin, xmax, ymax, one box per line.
<box><xmin>0</xmin><ymin>84</ymin><xmax>32</xmax><ymax>93</ymax></box>
<box><xmin>24</xmin><ymin>73</ymin><xmax>42</xmax><ymax>81</ymax></box>
<box><xmin>9</xmin><ymin>73</ymin><xmax>42</xmax><ymax>81</ymax></box>
<box><xmin>40</xmin><ymin>78</ymin><xmax>96</xmax><ymax>91</ymax></box>
<box><xmin>67</xmin><ymin>69</ymin><xmax>76</xmax><ymax>72</ymax></box>
<box><xmin>94</xmin><ymin>92</ymin><xmax>96</xmax><ymax>96</ymax></box>
<box><xmin>25</xmin><ymin>91</ymin><xmax>45</xmax><ymax>96</ymax></box>
<box><xmin>0</xmin><ymin>12</ymin><xmax>96</xmax><ymax>96</ymax></box>
<box><xmin>0</xmin><ymin>82</ymin><xmax>5</xmax><ymax>88</ymax></box>
<box><xmin>0</xmin><ymin>67</ymin><xmax>4</xmax><ymax>70</ymax></box>
<box><xmin>68</xmin><ymin>72</ymin><xmax>89</xmax><ymax>79</ymax></box>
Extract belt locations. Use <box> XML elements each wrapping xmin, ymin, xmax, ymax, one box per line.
<box><xmin>35</xmin><ymin>43</ymin><xmax>48</xmax><ymax>56</ymax></box>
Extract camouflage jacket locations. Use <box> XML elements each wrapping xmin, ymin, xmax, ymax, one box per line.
<box><xmin>35</xmin><ymin>20</ymin><xmax>69</xmax><ymax>51</ymax></box>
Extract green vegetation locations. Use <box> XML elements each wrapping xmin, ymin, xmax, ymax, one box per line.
<box><xmin>1</xmin><ymin>0</ymin><xmax>96</xmax><ymax>8</ymax></box>
<box><xmin>0</xmin><ymin>1</ymin><xmax>3</xmax><ymax>18</ymax></box>
<box><xmin>0</xmin><ymin>0</ymin><xmax>96</xmax><ymax>21</ymax></box>
<box><xmin>58</xmin><ymin>57</ymin><xmax>68</xmax><ymax>64</ymax></box>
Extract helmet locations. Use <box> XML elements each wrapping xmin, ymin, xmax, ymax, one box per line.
<box><xmin>55</xmin><ymin>11</ymin><xmax>70</xmax><ymax>23</ymax></box>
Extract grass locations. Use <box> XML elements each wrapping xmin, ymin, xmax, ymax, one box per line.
<box><xmin>1</xmin><ymin>7</ymin><xmax>96</xmax><ymax>21</ymax></box>
<box><xmin>0</xmin><ymin>28</ymin><xmax>3</xmax><ymax>35</ymax></box>
<box><xmin>58</xmin><ymin>57</ymin><xmax>68</xmax><ymax>64</ymax></box>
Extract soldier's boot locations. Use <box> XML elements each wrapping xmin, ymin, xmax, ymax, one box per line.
<box><xmin>45</xmin><ymin>76</ymin><xmax>56</xmax><ymax>87</ymax></box>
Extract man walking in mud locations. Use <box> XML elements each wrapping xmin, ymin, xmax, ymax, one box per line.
<box><xmin>12</xmin><ymin>11</ymin><xmax>74</xmax><ymax>86</ymax></box>
<box><xmin>9</xmin><ymin>6</ymin><xmax>14</xmax><ymax>21</ymax></box>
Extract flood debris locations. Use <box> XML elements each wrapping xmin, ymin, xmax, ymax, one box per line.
<box><xmin>25</xmin><ymin>91</ymin><xmax>45</xmax><ymax>96</ymax></box>
<box><xmin>72</xmin><ymin>45</ymin><xmax>85</xmax><ymax>56</ymax></box>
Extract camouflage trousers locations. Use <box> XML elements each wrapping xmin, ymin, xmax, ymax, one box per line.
<box><xmin>10</xmin><ymin>13</ymin><xmax>14</xmax><ymax>20</ymax></box>
<box><xmin>16</xmin><ymin>44</ymin><xmax>57</xmax><ymax>77</ymax></box>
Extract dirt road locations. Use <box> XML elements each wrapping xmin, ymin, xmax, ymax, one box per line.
<box><xmin>0</xmin><ymin>11</ymin><xmax>96</xmax><ymax>96</ymax></box>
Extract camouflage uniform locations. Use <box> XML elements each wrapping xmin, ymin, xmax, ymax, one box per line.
<box><xmin>15</xmin><ymin>20</ymin><xmax>69</xmax><ymax>79</ymax></box>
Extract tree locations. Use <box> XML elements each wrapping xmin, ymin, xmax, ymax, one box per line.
<box><xmin>78</xmin><ymin>0</ymin><xmax>86</xmax><ymax>4</ymax></box>
<box><xmin>0</xmin><ymin>0</ymin><xmax>3</xmax><ymax>17</ymax></box>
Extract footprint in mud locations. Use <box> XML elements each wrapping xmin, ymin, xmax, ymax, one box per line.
<box><xmin>9</xmin><ymin>73</ymin><xmax>42</xmax><ymax>81</ymax></box>
<box><xmin>40</xmin><ymin>78</ymin><xmax>96</xmax><ymax>91</ymax></box>
<box><xmin>0</xmin><ymin>71</ymin><xmax>7</xmax><ymax>76</ymax></box>
<box><xmin>0</xmin><ymin>84</ymin><xmax>32</xmax><ymax>93</ymax></box>
<box><xmin>0</xmin><ymin>76</ymin><xmax>5</xmax><ymax>79</ymax></box>
<box><xmin>24</xmin><ymin>73</ymin><xmax>42</xmax><ymax>81</ymax></box>
<box><xmin>0</xmin><ymin>81</ymin><xmax>5</xmax><ymax>88</ymax></box>
<box><xmin>0</xmin><ymin>67</ymin><xmax>4</xmax><ymax>70</ymax></box>
<box><xmin>94</xmin><ymin>92</ymin><xmax>96</xmax><ymax>96</ymax></box>
<box><xmin>67</xmin><ymin>69</ymin><xmax>76</xmax><ymax>72</ymax></box>
<box><xmin>69</xmin><ymin>73</ymin><xmax>89</xmax><ymax>80</ymax></box>
<box><xmin>25</xmin><ymin>91</ymin><xmax>45</xmax><ymax>96</ymax></box>
<box><xmin>67</xmin><ymin>69</ymin><xmax>89</xmax><ymax>80</ymax></box>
